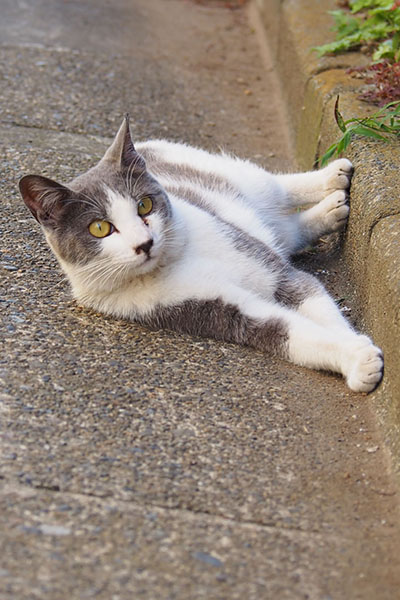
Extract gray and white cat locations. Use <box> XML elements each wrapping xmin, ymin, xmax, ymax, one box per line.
<box><xmin>19</xmin><ymin>116</ymin><xmax>383</xmax><ymax>392</ymax></box>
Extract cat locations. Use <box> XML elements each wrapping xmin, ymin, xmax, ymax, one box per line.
<box><xmin>19</xmin><ymin>115</ymin><xmax>383</xmax><ymax>393</ymax></box>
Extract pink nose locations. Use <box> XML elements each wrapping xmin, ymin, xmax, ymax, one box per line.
<box><xmin>135</xmin><ymin>239</ymin><xmax>153</xmax><ymax>255</ymax></box>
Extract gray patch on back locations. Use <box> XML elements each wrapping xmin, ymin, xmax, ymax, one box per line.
<box><xmin>145</xmin><ymin>156</ymin><xmax>238</xmax><ymax>197</ymax></box>
<box><xmin>165</xmin><ymin>183</ymin><xmax>285</xmax><ymax>274</ymax></box>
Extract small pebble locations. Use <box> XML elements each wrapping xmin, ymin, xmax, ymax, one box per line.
<box><xmin>193</xmin><ymin>551</ymin><xmax>223</xmax><ymax>568</ymax></box>
<box><xmin>366</xmin><ymin>445</ymin><xmax>379</xmax><ymax>453</ymax></box>
<box><xmin>40</xmin><ymin>524</ymin><xmax>71</xmax><ymax>536</ymax></box>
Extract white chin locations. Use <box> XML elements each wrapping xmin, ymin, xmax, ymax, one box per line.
<box><xmin>135</xmin><ymin>254</ymin><xmax>159</xmax><ymax>274</ymax></box>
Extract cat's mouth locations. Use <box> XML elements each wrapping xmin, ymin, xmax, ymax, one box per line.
<box><xmin>135</xmin><ymin>248</ymin><xmax>159</xmax><ymax>272</ymax></box>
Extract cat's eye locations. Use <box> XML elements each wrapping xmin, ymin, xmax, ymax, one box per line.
<box><xmin>138</xmin><ymin>196</ymin><xmax>153</xmax><ymax>217</ymax></box>
<box><xmin>88</xmin><ymin>220</ymin><xmax>113</xmax><ymax>238</ymax></box>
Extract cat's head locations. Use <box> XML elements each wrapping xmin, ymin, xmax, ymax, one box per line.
<box><xmin>19</xmin><ymin>116</ymin><xmax>177</xmax><ymax>295</ymax></box>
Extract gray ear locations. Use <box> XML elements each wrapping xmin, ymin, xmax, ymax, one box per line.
<box><xmin>102</xmin><ymin>114</ymin><xmax>146</xmax><ymax>171</ymax></box>
<box><xmin>19</xmin><ymin>175</ymin><xmax>71</xmax><ymax>227</ymax></box>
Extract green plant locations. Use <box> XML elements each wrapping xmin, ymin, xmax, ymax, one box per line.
<box><xmin>314</xmin><ymin>1</ymin><xmax>400</xmax><ymax>62</ymax></box>
<box><xmin>319</xmin><ymin>96</ymin><xmax>400</xmax><ymax>166</ymax></box>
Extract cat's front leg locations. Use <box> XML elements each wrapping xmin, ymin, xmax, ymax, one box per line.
<box><xmin>319</xmin><ymin>158</ymin><xmax>354</xmax><ymax>197</ymax></box>
<box><xmin>276</xmin><ymin>158</ymin><xmax>353</xmax><ymax>206</ymax></box>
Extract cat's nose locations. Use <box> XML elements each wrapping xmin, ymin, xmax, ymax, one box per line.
<box><xmin>135</xmin><ymin>238</ymin><xmax>153</xmax><ymax>256</ymax></box>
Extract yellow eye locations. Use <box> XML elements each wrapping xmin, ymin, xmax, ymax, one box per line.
<box><xmin>138</xmin><ymin>196</ymin><xmax>153</xmax><ymax>216</ymax></box>
<box><xmin>88</xmin><ymin>220</ymin><xmax>113</xmax><ymax>238</ymax></box>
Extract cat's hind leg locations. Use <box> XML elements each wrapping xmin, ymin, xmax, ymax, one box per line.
<box><xmin>275</xmin><ymin>268</ymin><xmax>352</xmax><ymax>335</ymax></box>
<box><xmin>168</xmin><ymin>281</ymin><xmax>383</xmax><ymax>393</ymax></box>
<box><xmin>274</xmin><ymin>268</ymin><xmax>384</xmax><ymax>392</ymax></box>
<box><xmin>285</xmin><ymin>310</ymin><xmax>384</xmax><ymax>393</ymax></box>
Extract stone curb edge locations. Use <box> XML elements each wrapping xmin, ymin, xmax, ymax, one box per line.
<box><xmin>253</xmin><ymin>0</ymin><xmax>400</xmax><ymax>471</ymax></box>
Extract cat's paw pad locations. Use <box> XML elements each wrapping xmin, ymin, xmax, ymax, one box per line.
<box><xmin>321</xmin><ymin>190</ymin><xmax>350</xmax><ymax>232</ymax></box>
<box><xmin>323</xmin><ymin>159</ymin><xmax>353</xmax><ymax>194</ymax></box>
<box><xmin>345</xmin><ymin>336</ymin><xmax>384</xmax><ymax>393</ymax></box>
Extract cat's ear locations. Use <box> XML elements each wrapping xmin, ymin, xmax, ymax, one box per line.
<box><xmin>19</xmin><ymin>175</ymin><xmax>71</xmax><ymax>227</ymax></box>
<box><xmin>102</xmin><ymin>114</ymin><xmax>146</xmax><ymax>172</ymax></box>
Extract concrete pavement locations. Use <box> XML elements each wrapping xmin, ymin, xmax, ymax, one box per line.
<box><xmin>1</xmin><ymin>1</ymin><xmax>400</xmax><ymax>598</ymax></box>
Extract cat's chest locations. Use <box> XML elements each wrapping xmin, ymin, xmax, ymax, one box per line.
<box><xmin>96</xmin><ymin>253</ymin><xmax>275</xmax><ymax>321</ymax></box>
<box><xmin>177</xmin><ymin>243</ymin><xmax>280</xmax><ymax>303</ymax></box>
<box><xmin>107</xmin><ymin>236</ymin><xmax>278</xmax><ymax>319</ymax></box>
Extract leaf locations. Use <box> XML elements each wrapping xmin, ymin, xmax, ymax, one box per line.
<box><xmin>319</xmin><ymin>98</ymin><xmax>400</xmax><ymax>167</ymax></box>
<box><xmin>319</xmin><ymin>143</ymin><xmax>340</xmax><ymax>167</ymax></box>
<box><xmin>313</xmin><ymin>37</ymin><xmax>359</xmax><ymax>56</ymax></box>
<box><xmin>374</xmin><ymin>121</ymin><xmax>398</xmax><ymax>133</ymax></box>
<box><xmin>330</xmin><ymin>10</ymin><xmax>360</xmax><ymax>39</ymax></box>
<box><xmin>315</xmin><ymin>2</ymin><xmax>400</xmax><ymax>58</ymax></box>
<box><xmin>334</xmin><ymin>97</ymin><xmax>347</xmax><ymax>133</ymax></box>
<box><xmin>350</xmin><ymin>0</ymin><xmax>391</xmax><ymax>12</ymax></box>
<box><xmin>347</xmin><ymin>123</ymin><xmax>389</xmax><ymax>140</ymax></box>
<box><xmin>375</xmin><ymin>99</ymin><xmax>400</xmax><ymax>116</ymax></box>
<box><xmin>373</xmin><ymin>39</ymin><xmax>395</xmax><ymax>61</ymax></box>
<box><xmin>393</xmin><ymin>31</ymin><xmax>400</xmax><ymax>51</ymax></box>
<box><xmin>336</xmin><ymin>130</ymin><xmax>353</xmax><ymax>154</ymax></box>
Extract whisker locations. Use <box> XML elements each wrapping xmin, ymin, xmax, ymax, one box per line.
<box><xmin>46</xmin><ymin>275</ymin><xmax>70</xmax><ymax>292</ymax></box>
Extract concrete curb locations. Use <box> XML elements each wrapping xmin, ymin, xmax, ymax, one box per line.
<box><xmin>254</xmin><ymin>0</ymin><xmax>400</xmax><ymax>470</ymax></box>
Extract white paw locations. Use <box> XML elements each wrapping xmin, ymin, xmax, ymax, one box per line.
<box><xmin>323</xmin><ymin>159</ymin><xmax>353</xmax><ymax>194</ymax></box>
<box><xmin>320</xmin><ymin>189</ymin><xmax>350</xmax><ymax>232</ymax></box>
<box><xmin>345</xmin><ymin>335</ymin><xmax>384</xmax><ymax>393</ymax></box>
